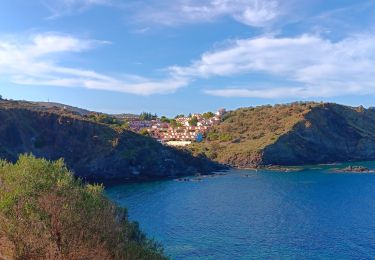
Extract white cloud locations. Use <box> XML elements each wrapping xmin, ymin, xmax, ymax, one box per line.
<box><xmin>42</xmin><ymin>0</ymin><xmax>112</xmax><ymax>17</ymax></box>
<box><xmin>204</xmin><ymin>87</ymin><xmax>305</xmax><ymax>99</ymax></box>
<box><xmin>171</xmin><ymin>33</ymin><xmax>375</xmax><ymax>98</ymax></box>
<box><xmin>0</xmin><ymin>33</ymin><xmax>187</xmax><ymax>95</ymax></box>
<box><xmin>133</xmin><ymin>0</ymin><xmax>280</xmax><ymax>27</ymax></box>
<box><xmin>3</xmin><ymin>31</ymin><xmax>375</xmax><ymax>99</ymax></box>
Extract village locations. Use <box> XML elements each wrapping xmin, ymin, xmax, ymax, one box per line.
<box><xmin>124</xmin><ymin>109</ymin><xmax>226</xmax><ymax>146</ymax></box>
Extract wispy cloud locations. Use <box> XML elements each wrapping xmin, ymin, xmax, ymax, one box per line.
<box><xmin>0</xmin><ymin>33</ymin><xmax>188</xmax><ymax>95</ymax></box>
<box><xmin>41</xmin><ymin>0</ymin><xmax>112</xmax><ymax>17</ymax></box>
<box><xmin>132</xmin><ymin>0</ymin><xmax>281</xmax><ymax>27</ymax></box>
<box><xmin>170</xmin><ymin>33</ymin><xmax>375</xmax><ymax>98</ymax></box>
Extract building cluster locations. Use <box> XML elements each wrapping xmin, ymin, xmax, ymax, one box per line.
<box><xmin>128</xmin><ymin>109</ymin><xmax>226</xmax><ymax>146</ymax></box>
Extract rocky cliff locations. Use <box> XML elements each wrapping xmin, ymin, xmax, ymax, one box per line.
<box><xmin>0</xmin><ymin>100</ymin><xmax>222</xmax><ymax>183</ymax></box>
<box><xmin>190</xmin><ymin>102</ymin><xmax>375</xmax><ymax>167</ymax></box>
<box><xmin>262</xmin><ymin>103</ymin><xmax>375</xmax><ymax>165</ymax></box>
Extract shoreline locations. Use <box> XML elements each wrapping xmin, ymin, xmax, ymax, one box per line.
<box><xmin>101</xmin><ymin>160</ymin><xmax>375</xmax><ymax>187</ymax></box>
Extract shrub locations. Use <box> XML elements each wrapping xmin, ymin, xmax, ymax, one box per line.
<box><xmin>160</xmin><ymin>116</ymin><xmax>170</xmax><ymax>123</ymax></box>
<box><xmin>139</xmin><ymin>128</ymin><xmax>149</xmax><ymax>136</ymax></box>
<box><xmin>202</xmin><ymin>112</ymin><xmax>214</xmax><ymax>119</ymax></box>
<box><xmin>188</xmin><ymin>116</ymin><xmax>198</xmax><ymax>126</ymax></box>
<box><xmin>218</xmin><ymin>133</ymin><xmax>232</xmax><ymax>142</ymax></box>
<box><xmin>0</xmin><ymin>155</ymin><xmax>166</xmax><ymax>260</ymax></box>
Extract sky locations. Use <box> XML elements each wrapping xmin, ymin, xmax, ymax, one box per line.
<box><xmin>1</xmin><ymin>0</ymin><xmax>375</xmax><ymax>116</ymax></box>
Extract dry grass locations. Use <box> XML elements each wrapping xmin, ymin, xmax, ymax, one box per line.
<box><xmin>190</xmin><ymin>102</ymin><xmax>319</xmax><ymax>166</ymax></box>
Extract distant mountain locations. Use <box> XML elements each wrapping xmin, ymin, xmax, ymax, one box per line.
<box><xmin>0</xmin><ymin>100</ymin><xmax>222</xmax><ymax>183</ymax></box>
<box><xmin>190</xmin><ymin>102</ymin><xmax>375</xmax><ymax>167</ymax></box>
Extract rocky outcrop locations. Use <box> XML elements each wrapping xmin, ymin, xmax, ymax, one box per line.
<box><xmin>0</xmin><ymin>101</ymin><xmax>223</xmax><ymax>184</ymax></box>
<box><xmin>262</xmin><ymin>104</ymin><xmax>375</xmax><ymax>165</ymax></box>
<box><xmin>339</xmin><ymin>166</ymin><xmax>373</xmax><ymax>173</ymax></box>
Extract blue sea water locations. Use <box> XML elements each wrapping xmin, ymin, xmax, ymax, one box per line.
<box><xmin>106</xmin><ymin>163</ymin><xmax>375</xmax><ymax>259</ymax></box>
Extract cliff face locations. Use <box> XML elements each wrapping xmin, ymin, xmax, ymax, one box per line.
<box><xmin>0</xmin><ymin>101</ymin><xmax>222</xmax><ymax>183</ymax></box>
<box><xmin>190</xmin><ymin>102</ymin><xmax>375</xmax><ymax>167</ymax></box>
<box><xmin>262</xmin><ymin>104</ymin><xmax>375</xmax><ymax>165</ymax></box>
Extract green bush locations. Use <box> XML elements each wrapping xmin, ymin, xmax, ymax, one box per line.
<box><xmin>139</xmin><ymin>128</ymin><xmax>149</xmax><ymax>136</ymax></box>
<box><xmin>0</xmin><ymin>155</ymin><xmax>167</xmax><ymax>260</ymax></box>
<box><xmin>160</xmin><ymin>116</ymin><xmax>170</xmax><ymax>123</ymax></box>
<box><xmin>218</xmin><ymin>133</ymin><xmax>232</xmax><ymax>142</ymax></box>
<box><xmin>202</xmin><ymin>112</ymin><xmax>214</xmax><ymax>119</ymax></box>
<box><xmin>188</xmin><ymin>116</ymin><xmax>198</xmax><ymax>126</ymax></box>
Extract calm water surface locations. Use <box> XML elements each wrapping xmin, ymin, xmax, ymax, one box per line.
<box><xmin>106</xmin><ymin>163</ymin><xmax>375</xmax><ymax>259</ymax></box>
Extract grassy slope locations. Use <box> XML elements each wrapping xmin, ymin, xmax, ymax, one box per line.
<box><xmin>189</xmin><ymin>102</ymin><xmax>319</xmax><ymax>167</ymax></box>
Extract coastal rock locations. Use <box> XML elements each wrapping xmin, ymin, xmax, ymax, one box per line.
<box><xmin>262</xmin><ymin>104</ymin><xmax>375</xmax><ymax>165</ymax></box>
<box><xmin>336</xmin><ymin>165</ymin><xmax>373</xmax><ymax>173</ymax></box>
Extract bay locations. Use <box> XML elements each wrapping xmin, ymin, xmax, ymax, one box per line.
<box><xmin>106</xmin><ymin>163</ymin><xmax>375</xmax><ymax>259</ymax></box>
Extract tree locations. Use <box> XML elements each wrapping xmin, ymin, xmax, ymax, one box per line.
<box><xmin>170</xmin><ymin>119</ymin><xmax>182</xmax><ymax>128</ymax></box>
<box><xmin>160</xmin><ymin>116</ymin><xmax>170</xmax><ymax>123</ymax></box>
<box><xmin>139</xmin><ymin>112</ymin><xmax>157</xmax><ymax>121</ymax></box>
<box><xmin>202</xmin><ymin>111</ymin><xmax>214</xmax><ymax>119</ymax></box>
<box><xmin>174</xmin><ymin>114</ymin><xmax>184</xmax><ymax>119</ymax></box>
<box><xmin>139</xmin><ymin>112</ymin><xmax>152</xmax><ymax>120</ymax></box>
<box><xmin>189</xmin><ymin>116</ymin><xmax>198</xmax><ymax>126</ymax></box>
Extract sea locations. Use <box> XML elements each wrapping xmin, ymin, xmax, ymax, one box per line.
<box><xmin>106</xmin><ymin>162</ymin><xmax>375</xmax><ymax>259</ymax></box>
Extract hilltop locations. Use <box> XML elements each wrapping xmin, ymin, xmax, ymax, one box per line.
<box><xmin>34</xmin><ymin>101</ymin><xmax>93</xmax><ymax>115</ymax></box>
<box><xmin>189</xmin><ymin>102</ymin><xmax>375</xmax><ymax>167</ymax></box>
<box><xmin>0</xmin><ymin>99</ymin><xmax>222</xmax><ymax>183</ymax></box>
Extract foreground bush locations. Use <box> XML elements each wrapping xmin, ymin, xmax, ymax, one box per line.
<box><xmin>0</xmin><ymin>155</ymin><xmax>166</xmax><ymax>260</ymax></box>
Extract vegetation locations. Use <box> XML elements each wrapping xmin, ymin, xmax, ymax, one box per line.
<box><xmin>139</xmin><ymin>128</ymin><xmax>150</xmax><ymax>136</ymax></box>
<box><xmin>189</xmin><ymin>116</ymin><xmax>198</xmax><ymax>126</ymax></box>
<box><xmin>87</xmin><ymin>113</ymin><xmax>121</xmax><ymax>125</ymax></box>
<box><xmin>0</xmin><ymin>155</ymin><xmax>167</xmax><ymax>260</ymax></box>
<box><xmin>189</xmin><ymin>102</ymin><xmax>318</xmax><ymax>166</ymax></box>
<box><xmin>139</xmin><ymin>112</ymin><xmax>157</xmax><ymax>121</ymax></box>
<box><xmin>160</xmin><ymin>116</ymin><xmax>170</xmax><ymax>123</ymax></box>
<box><xmin>202</xmin><ymin>112</ymin><xmax>214</xmax><ymax>119</ymax></box>
<box><xmin>169</xmin><ymin>119</ymin><xmax>183</xmax><ymax>128</ymax></box>
<box><xmin>174</xmin><ymin>114</ymin><xmax>184</xmax><ymax>119</ymax></box>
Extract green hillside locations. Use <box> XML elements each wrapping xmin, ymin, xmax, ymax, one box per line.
<box><xmin>0</xmin><ymin>155</ymin><xmax>166</xmax><ymax>259</ymax></box>
<box><xmin>190</xmin><ymin>102</ymin><xmax>375</xmax><ymax>167</ymax></box>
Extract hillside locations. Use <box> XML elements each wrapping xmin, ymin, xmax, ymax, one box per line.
<box><xmin>0</xmin><ymin>100</ymin><xmax>222</xmax><ymax>183</ymax></box>
<box><xmin>34</xmin><ymin>101</ymin><xmax>92</xmax><ymax>116</ymax></box>
<box><xmin>189</xmin><ymin>102</ymin><xmax>375</xmax><ymax>167</ymax></box>
<box><xmin>0</xmin><ymin>155</ymin><xmax>166</xmax><ymax>259</ymax></box>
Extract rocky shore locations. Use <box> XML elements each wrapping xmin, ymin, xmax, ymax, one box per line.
<box><xmin>333</xmin><ymin>165</ymin><xmax>375</xmax><ymax>173</ymax></box>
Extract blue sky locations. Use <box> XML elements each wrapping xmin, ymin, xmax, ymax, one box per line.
<box><xmin>1</xmin><ymin>0</ymin><xmax>375</xmax><ymax>116</ymax></box>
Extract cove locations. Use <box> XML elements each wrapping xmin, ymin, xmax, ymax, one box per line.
<box><xmin>106</xmin><ymin>163</ymin><xmax>375</xmax><ymax>259</ymax></box>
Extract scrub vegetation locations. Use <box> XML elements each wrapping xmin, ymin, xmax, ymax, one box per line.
<box><xmin>0</xmin><ymin>155</ymin><xmax>167</xmax><ymax>260</ymax></box>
